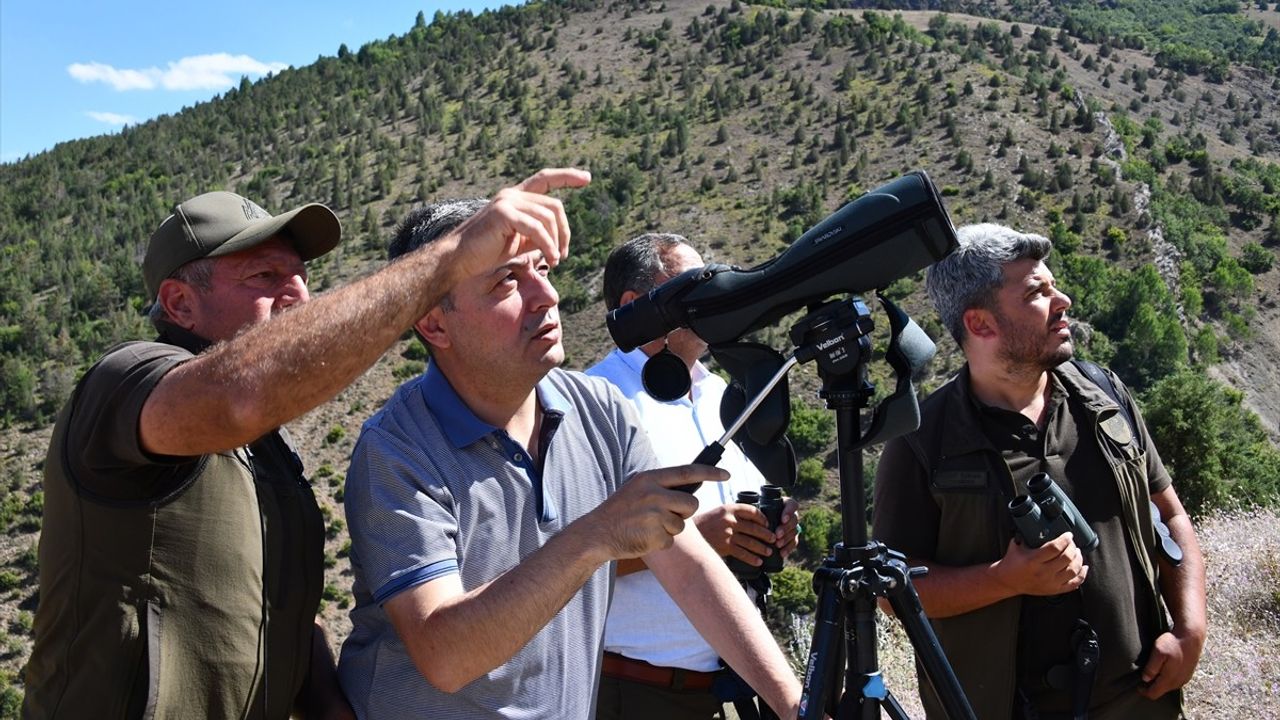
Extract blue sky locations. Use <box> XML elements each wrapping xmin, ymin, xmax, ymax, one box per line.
<box><xmin>1</xmin><ymin>1</ymin><xmax>516</xmax><ymax>163</ymax></box>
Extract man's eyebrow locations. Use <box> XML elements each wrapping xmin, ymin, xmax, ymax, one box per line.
<box><xmin>488</xmin><ymin>251</ymin><xmax>546</xmax><ymax>276</ymax></box>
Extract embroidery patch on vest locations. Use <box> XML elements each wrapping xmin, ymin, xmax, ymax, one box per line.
<box><xmin>1101</xmin><ymin>414</ymin><xmax>1133</xmax><ymax>445</ymax></box>
<box><xmin>933</xmin><ymin>470</ymin><xmax>988</xmax><ymax>490</ymax></box>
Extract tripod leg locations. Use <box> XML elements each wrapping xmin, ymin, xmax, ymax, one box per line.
<box><xmin>883</xmin><ymin>575</ymin><xmax>977</xmax><ymax>720</ymax></box>
<box><xmin>732</xmin><ymin>697</ymin><xmax>763</xmax><ymax>720</ymax></box>
<box><xmin>848</xmin><ymin>591</ymin><xmax>885</xmax><ymax>720</ymax></box>
<box><xmin>879</xmin><ymin>690</ymin><xmax>911</xmax><ymax>720</ymax></box>
<box><xmin>799</xmin><ymin>568</ymin><xmax>846</xmax><ymax>720</ymax></box>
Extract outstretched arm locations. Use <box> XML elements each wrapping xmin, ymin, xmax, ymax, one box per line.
<box><xmin>616</xmin><ymin>499</ymin><xmax>781</xmax><ymax>577</ymax></box>
<box><xmin>140</xmin><ymin>169</ymin><xmax>591</xmax><ymax>457</ymax></box>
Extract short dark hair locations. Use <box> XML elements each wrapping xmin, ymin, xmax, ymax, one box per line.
<box><xmin>392</xmin><ymin>199</ymin><xmax>487</xmax><ymax>342</ymax></box>
<box><xmin>602</xmin><ymin>233</ymin><xmax>690</xmax><ymax>311</ymax></box>
<box><xmin>389</xmin><ymin>198</ymin><xmax>489</xmax><ymax>262</ymax></box>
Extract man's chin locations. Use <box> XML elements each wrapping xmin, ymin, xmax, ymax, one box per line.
<box><xmin>1045</xmin><ymin>341</ymin><xmax>1075</xmax><ymax>368</ymax></box>
<box><xmin>541</xmin><ymin>344</ymin><xmax>566</xmax><ymax>369</ymax></box>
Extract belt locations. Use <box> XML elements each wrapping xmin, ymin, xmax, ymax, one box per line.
<box><xmin>602</xmin><ymin>652</ymin><xmax>718</xmax><ymax>691</ymax></box>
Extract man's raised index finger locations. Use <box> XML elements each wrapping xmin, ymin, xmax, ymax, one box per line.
<box><xmin>518</xmin><ymin>168</ymin><xmax>592</xmax><ymax>194</ymax></box>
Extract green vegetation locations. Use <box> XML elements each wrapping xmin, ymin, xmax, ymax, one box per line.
<box><xmin>1142</xmin><ymin>370</ymin><xmax>1280</xmax><ymax>516</ymax></box>
<box><xmin>799</xmin><ymin>504</ymin><xmax>840</xmax><ymax>560</ymax></box>
<box><xmin>770</xmin><ymin>566</ymin><xmax>816</xmax><ymax>615</ymax></box>
<box><xmin>795</xmin><ymin>456</ymin><xmax>826</xmax><ymax>496</ymax></box>
<box><xmin>924</xmin><ymin>0</ymin><xmax>1280</xmax><ymax>80</ymax></box>
<box><xmin>788</xmin><ymin>401</ymin><xmax>835</xmax><ymax>457</ymax></box>
<box><xmin>0</xmin><ymin>2</ymin><xmax>1278</xmax><ymax>708</ymax></box>
<box><xmin>324</xmin><ymin>425</ymin><xmax>346</xmax><ymax>446</ymax></box>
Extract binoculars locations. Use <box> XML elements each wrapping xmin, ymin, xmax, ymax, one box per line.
<box><xmin>727</xmin><ymin>485</ymin><xmax>786</xmax><ymax>579</ymax></box>
<box><xmin>1008</xmin><ymin>473</ymin><xmax>1099</xmax><ymax>553</ymax></box>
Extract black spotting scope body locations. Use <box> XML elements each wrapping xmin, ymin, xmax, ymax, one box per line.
<box><xmin>606</xmin><ymin>172</ymin><xmax>957</xmax><ymax>352</ymax></box>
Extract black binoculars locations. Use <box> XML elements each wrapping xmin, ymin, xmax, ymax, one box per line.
<box><xmin>726</xmin><ymin>485</ymin><xmax>786</xmax><ymax>579</ymax></box>
<box><xmin>1008</xmin><ymin>473</ymin><xmax>1099</xmax><ymax>553</ymax></box>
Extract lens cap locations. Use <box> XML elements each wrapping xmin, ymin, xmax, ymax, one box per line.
<box><xmin>642</xmin><ymin>348</ymin><xmax>692</xmax><ymax>401</ymax></box>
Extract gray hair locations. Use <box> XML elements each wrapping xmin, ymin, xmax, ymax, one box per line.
<box><xmin>926</xmin><ymin>223</ymin><xmax>1052</xmax><ymax>345</ymax></box>
<box><xmin>390</xmin><ymin>198</ymin><xmax>488</xmax><ymax>312</ymax></box>
<box><xmin>602</xmin><ymin>233</ymin><xmax>690</xmax><ymax>311</ymax></box>
<box><xmin>148</xmin><ymin>257</ymin><xmax>216</xmax><ymax>330</ymax></box>
<box><xmin>389</xmin><ymin>197</ymin><xmax>489</xmax><ymax>262</ymax></box>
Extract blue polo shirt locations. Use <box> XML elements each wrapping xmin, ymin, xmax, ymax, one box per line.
<box><xmin>337</xmin><ymin>362</ymin><xmax>660</xmax><ymax>719</ymax></box>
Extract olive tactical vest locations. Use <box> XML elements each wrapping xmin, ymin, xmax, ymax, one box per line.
<box><xmin>902</xmin><ymin>362</ymin><xmax>1174</xmax><ymax>720</ymax></box>
<box><xmin>24</xmin><ymin>340</ymin><xmax>325</xmax><ymax>720</ymax></box>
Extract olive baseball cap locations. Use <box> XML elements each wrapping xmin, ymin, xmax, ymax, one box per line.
<box><xmin>143</xmin><ymin>191</ymin><xmax>342</xmax><ymax>299</ymax></box>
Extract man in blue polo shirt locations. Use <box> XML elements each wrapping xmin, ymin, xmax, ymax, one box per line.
<box><xmin>338</xmin><ymin>200</ymin><xmax>803</xmax><ymax>719</ymax></box>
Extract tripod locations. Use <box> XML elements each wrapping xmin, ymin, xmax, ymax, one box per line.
<box><xmin>791</xmin><ymin>299</ymin><xmax>974</xmax><ymax>720</ymax></box>
<box><xmin>693</xmin><ymin>297</ymin><xmax>976</xmax><ymax>720</ymax></box>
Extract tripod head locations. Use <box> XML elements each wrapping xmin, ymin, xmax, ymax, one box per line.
<box><xmin>790</xmin><ymin>297</ymin><xmax>875</xmax><ymax>379</ymax></box>
<box><xmin>784</xmin><ymin>295</ymin><xmax>936</xmax><ymax>451</ymax></box>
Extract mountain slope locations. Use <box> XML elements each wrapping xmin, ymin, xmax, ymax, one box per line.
<box><xmin>0</xmin><ymin>0</ymin><xmax>1277</xmax><ymax>713</ymax></box>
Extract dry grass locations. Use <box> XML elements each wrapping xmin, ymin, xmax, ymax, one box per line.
<box><xmin>777</xmin><ymin>508</ymin><xmax>1280</xmax><ymax>718</ymax></box>
<box><xmin>1185</xmin><ymin>507</ymin><xmax>1280</xmax><ymax>715</ymax></box>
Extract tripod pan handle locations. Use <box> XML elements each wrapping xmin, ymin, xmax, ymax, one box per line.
<box><xmin>676</xmin><ymin>443</ymin><xmax>726</xmax><ymax>493</ymax></box>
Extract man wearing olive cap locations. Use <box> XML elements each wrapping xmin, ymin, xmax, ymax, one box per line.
<box><xmin>23</xmin><ymin>168</ymin><xmax>591</xmax><ymax>720</ymax></box>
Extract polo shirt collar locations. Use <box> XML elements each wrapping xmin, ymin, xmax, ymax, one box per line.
<box><xmin>422</xmin><ymin>360</ymin><xmax>571</xmax><ymax>449</ymax></box>
<box><xmin>537</xmin><ymin>375</ymin><xmax>572</xmax><ymax>417</ymax></box>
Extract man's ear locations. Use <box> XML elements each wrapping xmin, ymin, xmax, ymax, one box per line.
<box><xmin>416</xmin><ymin>307</ymin><xmax>451</xmax><ymax>351</ymax></box>
<box><xmin>156</xmin><ymin>279</ymin><xmax>198</xmax><ymax>330</ymax></box>
<box><xmin>962</xmin><ymin>307</ymin><xmax>998</xmax><ymax>342</ymax></box>
<box><xmin>617</xmin><ymin>289</ymin><xmax>640</xmax><ymax>309</ymax></box>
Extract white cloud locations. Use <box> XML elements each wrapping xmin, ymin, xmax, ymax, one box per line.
<box><xmin>68</xmin><ymin>62</ymin><xmax>156</xmax><ymax>90</ymax></box>
<box><xmin>159</xmin><ymin>54</ymin><xmax>288</xmax><ymax>91</ymax></box>
<box><xmin>68</xmin><ymin>53</ymin><xmax>288</xmax><ymax>92</ymax></box>
<box><xmin>86</xmin><ymin>111</ymin><xmax>137</xmax><ymax>126</ymax></box>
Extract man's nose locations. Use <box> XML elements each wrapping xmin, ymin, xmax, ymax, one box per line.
<box><xmin>1053</xmin><ymin>286</ymin><xmax>1072</xmax><ymax>313</ymax></box>
<box><xmin>529</xmin><ymin>273</ymin><xmax>558</xmax><ymax>310</ymax></box>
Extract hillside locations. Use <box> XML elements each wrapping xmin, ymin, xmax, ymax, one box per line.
<box><xmin>1</xmin><ymin>0</ymin><xmax>1279</xmax><ymax>714</ymax></box>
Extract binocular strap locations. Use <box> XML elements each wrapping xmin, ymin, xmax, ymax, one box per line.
<box><xmin>1069</xmin><ymin>620</ymin><xmax>1100</xmax><ymax>720</ymax></box>
<box><xmin>1041</xmin><ymin>619</ymin><xmax>1100</xmax><ymax>720</ymax></box>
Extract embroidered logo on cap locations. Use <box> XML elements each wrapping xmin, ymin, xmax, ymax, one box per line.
<box><xmin>241</xmin><ymin>198</ymin><xmax>269</xmax><ymax>220</ymax></box>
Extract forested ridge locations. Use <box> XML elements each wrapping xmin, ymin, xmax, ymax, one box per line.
<box><xmin>0</xmin><ymin>0</ymin><xmax>1278</xmax><ymax>712</ymax></box>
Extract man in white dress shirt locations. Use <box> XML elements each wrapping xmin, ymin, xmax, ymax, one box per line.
<box><xmin>587</xmin><ymin>234</ymin><xmax>800</xmax><ymax>720</ymax></box>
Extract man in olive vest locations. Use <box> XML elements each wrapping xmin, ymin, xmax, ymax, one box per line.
<box><xmin>872</xmin><ymin>224</ymin><xmax>1205</xmax><ymax>719</ymax></box>
<box><xmin>23</xmin><ymin>169</ymin><xmax>590</xmax><ymax>720</ymax></box>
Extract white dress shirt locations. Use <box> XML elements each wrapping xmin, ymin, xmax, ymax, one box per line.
<box><xmin>586</xmin><ymin>347</ymin><xmax>767</xmax><ymax>671</ymax></box>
